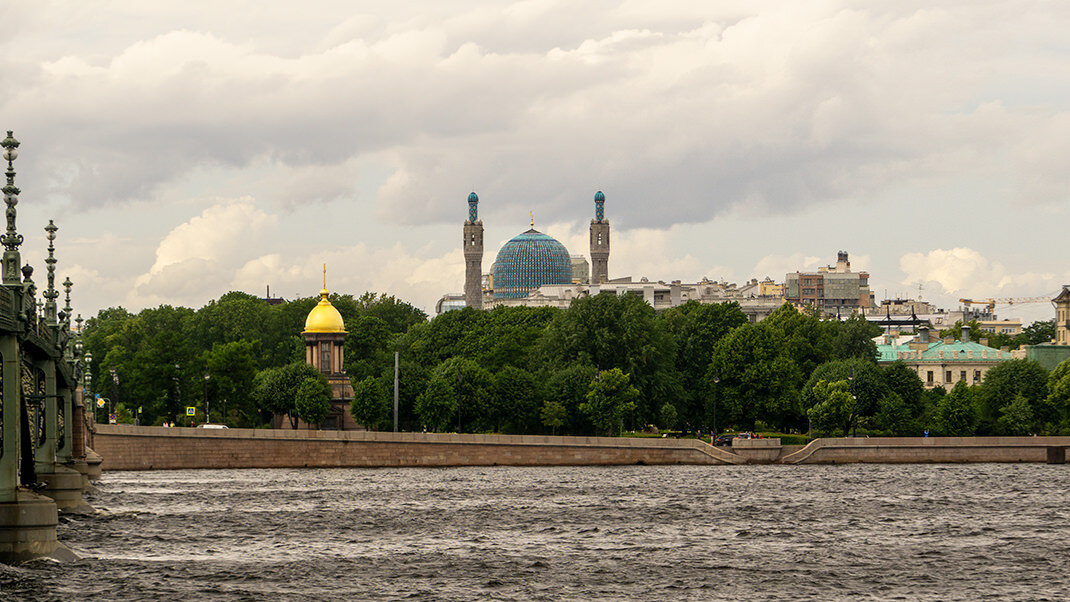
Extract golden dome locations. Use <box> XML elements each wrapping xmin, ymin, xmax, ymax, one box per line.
<box><xmin>303</xmin><ymin>288</ymin><xmax>346</xmax><ymax>333</ymax></box>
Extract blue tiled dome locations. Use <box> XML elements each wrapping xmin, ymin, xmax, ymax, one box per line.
<box><xmin>492</xmin><ymin>229</ymin><xmax>572</xmax><ymax>299</ymax></box>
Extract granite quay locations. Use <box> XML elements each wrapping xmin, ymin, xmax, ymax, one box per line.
<box><xmin>93</xmin><ymin>425</ymin><xmax>1070</xmax><ymax>470</ymax></box>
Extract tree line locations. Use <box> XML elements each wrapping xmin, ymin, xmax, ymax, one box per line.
<box><xmin>83</xmin><ymin>290</ymin><xmax>1070</xmax><ymax>437</ymax></box>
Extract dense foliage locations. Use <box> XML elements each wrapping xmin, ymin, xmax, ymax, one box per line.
<box><xmin>83</xmin><ymin>290</ymin><xmax>1070</xmax><ymax>436</ymax></box>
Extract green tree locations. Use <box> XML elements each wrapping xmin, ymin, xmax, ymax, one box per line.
<box><xmin>659</xmin><ymin>402</ymin><xmax>679</xmax><ymax>431</ymax></box>
<box><xmin>882</xmin><ymin>361</ymin><xmax>926</xmax><ymax>419</ymax></box>
<box><xmin>580</xmin><ymin>368</ymin><xmax>639</xmax><ymax>436</ymax></box>
<box><xmin>541</xmin><ymin>364</ymin><xmax>597</xmax><ymax>435</ymax></box>
<box><xmin>996</xmin><ymin>394</ymin><xmax>1035</xmax><ymax>435</ymax></box>
<box><xmin>1045</xmin><ymin>358</ymin><xmax>1070</xmax><ymax>430</ymax></box>
<box><xmin>433</xmin><ymin>357</ymin><xmax>492</xmax><ymax>432</ymax></box>
<box><xmin>254</xmin><ymin>362</ymin><xmax>322</xmax><ymax>428</ymax></box>
<box><xmin>931</xmin><ymin>380</ymin><xmax>977</xmax><ymax>436</ymax></box>
<box><xmin>873</xmin><ymin>393</ymin><xmax>913</xmax><ymax>435</ymax></box>
<box><xmin>540</xmin><ymin>400</ymin><xmax>567</xmax><ymax>435</ymax></box>
<box><xmin>657</xmin><ymin>301</ymin><xmax>748</xmax><ymax>430</ymax></box>
<box><xmin>415</xmin><ymin>377</ymin><xmax>457</xmax><ymax>432</ymax></box>
<box><xmin>492</xmin><ymin>366</ymin><xmax>538</xmax><ymax>434</ymax></box>
<box><xmin>294</xmin><ymin>374</ymin><xmax>333</xmax><ymax>427</ymax></box>
<box><xmin>709</xmin><ymin>321</ymin><xmax>802</xmax><ymax>432</ymax></box>
<box><xmin>1018</xmin><ymin>320</ymin><xmax>1055</xmax><ymax>346</ymax></box>
<box><xmin>203</xmin><ymin>340</ymin><xmax>258</xmax><ymax>426</ymax></box>
<box><xmin>540</xmin><ymin>293</ymin><xmax>678</xmax><ymax>426</ymax></box>
<box><xmin>831</xmin><ymin>313</ymin><xmax>880</xmax><ymax>362</ymax></box>
<box><xmin>807</xmin><ymin>379</ymin><xmax>855</xmax><ymax>435</ymax></box>
<box><xmin>350</xmin><ymin>376</ymin><xmax>390</xmax><ymax>430</ymax></box>
<box><xmin>800</xmin><ymin>358</ymin><xmax>890</xmax><ymax>434</ymax></box>
<box><xmin>975</xmin><ymin>359</ymin><xmax>1049</xmax><ymax>434</ymax></box>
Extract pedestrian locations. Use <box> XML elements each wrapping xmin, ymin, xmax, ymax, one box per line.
<box><xmin>924</xmin><ymin>429</ymin><xmax>929</xmax><ymax>437</ymax></box>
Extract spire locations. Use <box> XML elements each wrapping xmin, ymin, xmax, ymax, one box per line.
<box><xmin>530</xmin><ymin>211</ymin><xmax>535</xmax><ymax>229</ymax></box>
<box><xmin>1</xmin><ymin>131</ymin><xmax>24</xmax><ymax>285</ymax></box>
<box><xmin>323</xmin><ymin>263</ymin><xmax>327</xmax><ymax>290</ymax></box>
<box><xmin>44</xmin><ymin>220</ymin><xmax>59</xmax><ymax>325</ymax></box>
<box><xmin>467</xmin><ymin>192</ymin><xmax>479</xmax><ymax>223</ymax></box>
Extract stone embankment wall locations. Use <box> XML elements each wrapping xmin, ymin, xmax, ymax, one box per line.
<box><xmin>92</xmin><ymin>427</ymin><xmax>1070</xmax><ymax>470</ymax></box>
<box><xmin>93</xmin><ymin>425</ymin><xmax>742</xmax><ymax>471</ymax></box>
<box><xmin>781</xmin><ymin>437</ymin><xmax>1070</xmax><ymax>464</ymax></box>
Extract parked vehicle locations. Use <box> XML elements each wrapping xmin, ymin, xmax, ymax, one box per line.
<box><xmin>714</xmin><ymin>434</ymin><xmax>736</xmax><ymax>447</ymax></box>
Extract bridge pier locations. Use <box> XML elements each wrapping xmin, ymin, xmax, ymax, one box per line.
<box><xmin>0</xmin><ymin>490</ymin><xmax>75</xmax><ymax>563</ymax></box>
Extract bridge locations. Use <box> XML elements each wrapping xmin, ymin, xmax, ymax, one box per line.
<box><xmin>0</xmin><ymin>131</ymin><xmax>98</xmax><ymax>563</ymax></box>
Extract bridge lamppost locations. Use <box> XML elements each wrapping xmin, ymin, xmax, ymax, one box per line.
<box><xmin>84</xmin><ymin>351</ymin><xmax>93</xmax><ymax>420</ymax></box>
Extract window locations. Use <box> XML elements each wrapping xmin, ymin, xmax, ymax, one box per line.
<box><xmin>960</xmin><ymin>370</ymin><xmax>966</xmax><ymax>382</ymax></box>
<box><xmin>927</xmin><ymin>371</ymin><xmax>934</xmax><ymax>384</ymax></box>
<box><xmin>973</xmin><ymin>370</ymin><xmax>981</xmax><ymax>383</ymax></box>
<box><xmin>320</xmin><ymin>342</ymin><xmax>331</xmax><ymax>373</ymax></box>
<box><xmin>945</xmin><ymin>370</ymin><xmax>952</xmax><ymax>383</ymax></box>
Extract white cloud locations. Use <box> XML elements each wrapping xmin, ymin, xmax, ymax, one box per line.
<box><xmin>752</xmin><ymin>253</ymin><xmax>823</xmax><ymax>280</ymax></box>
<box><xmin>0</xmin><ymin>2</ymin><xmax>1067</xmax><ymax>319</ymax></box>
<box><xmin>899</xmin><ymin>247</ymin><xmax>1065</xmax><ymax>299</ymax></box>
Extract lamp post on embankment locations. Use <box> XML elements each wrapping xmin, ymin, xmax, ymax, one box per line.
<box><xmin>203</xmin><ymin>373</ymin><xmax>210</xmax><ymax>424</ymax></box>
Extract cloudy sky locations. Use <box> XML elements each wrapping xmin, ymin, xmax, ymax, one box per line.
<box><xmin>2</xmin><ymin>1</ymin><xmax>1068</xmax><ymax>324</ymax></box>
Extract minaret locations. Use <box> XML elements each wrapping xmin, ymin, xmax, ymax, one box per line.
<box><xmin>463</xmin><ymin>192</ymin><xmax>484</xmax><ymax>309</ymax></box>
<box><xmin>589</xmin><ymin>190</ymin><xmax>610</xmax><ymax>285</ymax></box>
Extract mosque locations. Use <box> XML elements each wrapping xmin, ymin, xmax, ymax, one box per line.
<box><xmin>443</xmin><ymin>191</ymin><xmax>611</xmax><ymax>312</ymax></box>
<box><xmin>439</xmin><ymin>190</ymin><xmax>783</xmax><ymax>319</ymax></box>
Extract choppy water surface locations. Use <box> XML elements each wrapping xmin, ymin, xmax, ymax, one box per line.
<box><xmin>4</xmin><ymin>464</ymin><xmax>1069</xmax><ymax>601</ymax></box>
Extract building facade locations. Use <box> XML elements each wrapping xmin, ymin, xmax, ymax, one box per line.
<box><xmin>785</xmin><ymin>251</ymin><xmax>873</xmax><ymax>314</ymax></box>
<box><xmin>876</xmin><ymin>326</ymin><xmax>1012</xmax><ymax>389</ymax></box>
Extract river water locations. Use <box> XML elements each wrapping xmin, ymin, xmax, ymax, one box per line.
<box><xmin>2</xmin><ymin>463</ymin><xmax>1068</xmax><ymax>601</ymax></box>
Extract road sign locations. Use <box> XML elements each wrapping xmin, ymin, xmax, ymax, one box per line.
<box><xmin>108</xmin><ymin>414</ymin><xmax>116</xmax><ymax>424</ymax></box>
<box><xmin>186</xmin><ymin>407</ymin><xmax>196</xmax><ymax>416</ymax></box>
<box><xmin>96</xmin><ymin>398</ymin><xmax>105</xmax><ymax>408</ymax></box>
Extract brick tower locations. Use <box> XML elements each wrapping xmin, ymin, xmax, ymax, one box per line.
<box><xmin>589</xmin><ymin>191</ymin><xmax>610</xmax><ymax>285</ymax></box>
<box><xmin>464</xmin><ymin>192</ymin><xmax>484</xmax><ymax>308</ymax></box>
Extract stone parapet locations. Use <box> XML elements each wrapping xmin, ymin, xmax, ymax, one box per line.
<box><xmin>731</xmin><ymin>438</ymin><xmax>782</xmax><ymax>464</ymax></box>
<box><xmin>781</xmin><ymin>436</ymin><xmax>1070</xmax><ymax>464</ymax></box>
<box><xmin>94</xmin><ymin>426</ymin><xmax>742</xmax><ymax>471</ymax></box>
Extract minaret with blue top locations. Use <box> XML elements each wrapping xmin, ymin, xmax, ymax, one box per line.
<box><xmin>589</xmin><ymin>191</ymin><xmax>610</xmax><ymax>284</ymax></box>
<box><xmin>463</xmin><ymin>192</ymin><xmax>484</xmax><ymax>308</ymax></box>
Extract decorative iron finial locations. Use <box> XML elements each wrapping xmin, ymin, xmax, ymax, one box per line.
<box><xmin>530</xmin><ymin>211</ymin><xmax>535</xmax><ymax>228</ymax></box>
<box><xmin>75</xmin><ymin>314</ymin><xmax>83</xmax><ymax>332</ymax></box>
<box><xmin>63</xmin><ymin>276</ymin><xmax>73</xmax><ymax>326</ymax></box>
<box><xmin>323</xmin><ymin>264</ymin><xmax>327</xmax><ymax>290</ymax></box>
<box><xmin>1</xmin><ymin>131</ymin><xmax>23</xmax><ymax>284</ymax></box>
<box><xmin>43</xmin><ymin>220</ymin><xmax>59</xmax><ymax>325</ymax></box>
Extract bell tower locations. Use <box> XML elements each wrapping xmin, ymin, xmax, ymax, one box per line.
<box><xmin>589</xmin><ymin>191</ymin><xmax>610</xmax><ymax>285</ymax></box>
<box><xmin>463</xmin><ymin>192</ymin><xmax>484</xmax><ymax>308</ymax></box>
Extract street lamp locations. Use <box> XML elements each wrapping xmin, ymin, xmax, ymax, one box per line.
<box><xmin>109</xmin><ymin>367</ymin><xmax>118</xmax><ymax>424</ymax></box>
<box><xmin>711</xmin><ymin>376</ymin><xmax>720</xmax><ymax>440</ymax></box>
<box><xmin>203</xmin><ymin>374</ymin><xmax>210</xmax><ymax>424</ymax></box>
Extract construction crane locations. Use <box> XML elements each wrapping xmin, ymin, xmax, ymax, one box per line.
<box><xmin>958</xmin><ymin>296</ymin><xmax>1053</xmax><ymax>311</ymax></box>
